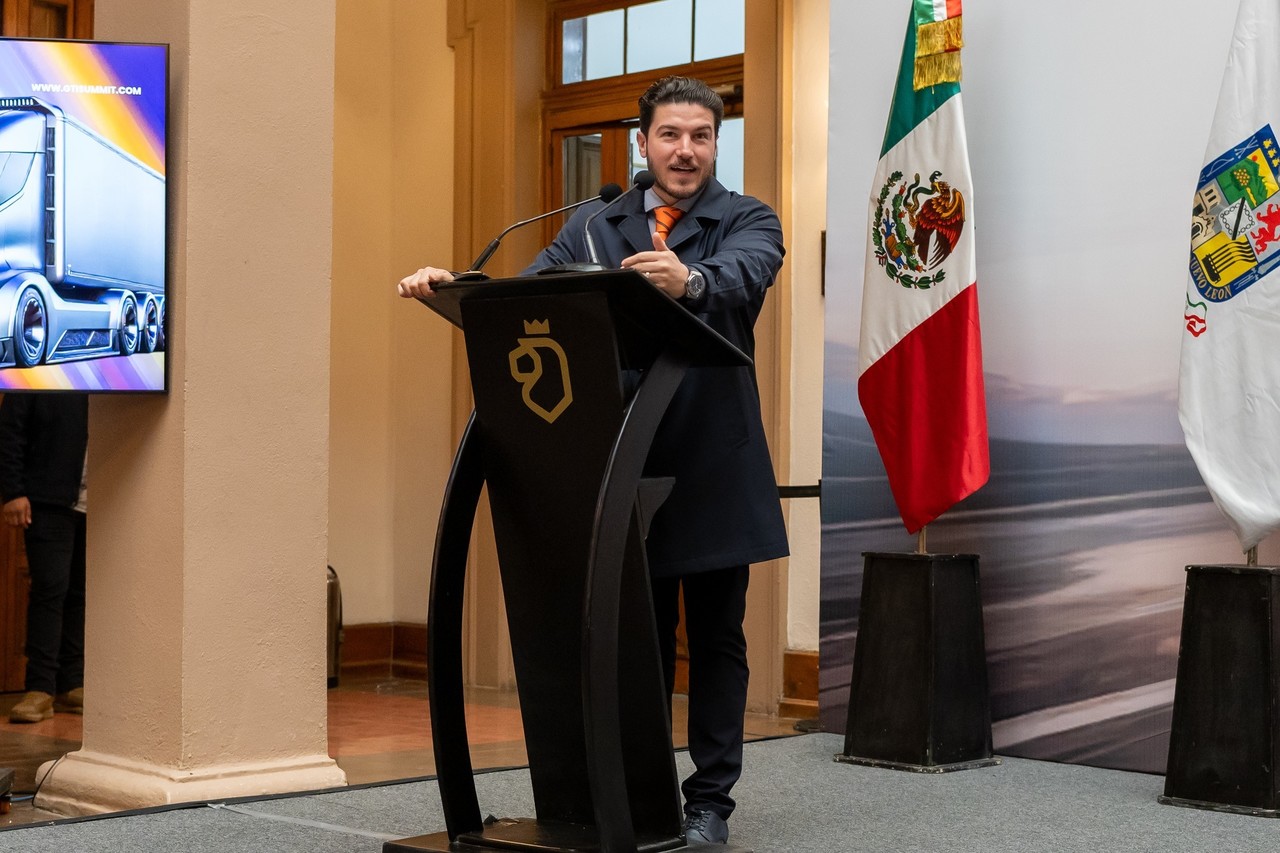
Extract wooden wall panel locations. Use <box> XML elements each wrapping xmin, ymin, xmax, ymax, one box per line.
<box><xmin>1</xmin><ymin>524</ymin><xmax>29</xmax><ymax>693</ymax></box>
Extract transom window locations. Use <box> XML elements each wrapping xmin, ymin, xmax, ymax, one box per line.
<box><xmin>560</xmin><ymin>0</ymin><xmax>744</xmax><ymax>84</ymax></box>
<box><xmin>544</xmin><ymin>0</ymin><xmax>746</xmax><ymax>232</ymax></box>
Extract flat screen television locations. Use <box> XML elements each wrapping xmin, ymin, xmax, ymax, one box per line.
<box><xmin>0</xmin><ymin>37</ymin><xmax>167</xmax><ymax>393</ymax></box>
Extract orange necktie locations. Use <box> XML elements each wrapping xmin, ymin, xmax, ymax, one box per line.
<box><xmin>654</xmin><ymin>205</ymin><xmax>684</xmax><ymax>241</ymax></box>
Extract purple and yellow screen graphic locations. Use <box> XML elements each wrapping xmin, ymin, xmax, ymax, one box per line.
<box><xmin>0</xmin><ymin>38</ymin><xmax>167</xmax><ymax>393</ymax></box>
<box><xmin>0</xmin><ymin>40</ymin><xmax>165</xmax><ymax>174</ymax></box>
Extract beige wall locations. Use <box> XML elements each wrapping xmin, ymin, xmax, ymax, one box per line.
<box><xmin>450</xmin><ymin>0</ymin><xmax>547</xmax><ymax>690</ymax></box>
<box><xmin>37</xmin><ymin>0</ymin><xmax>345</xmax><ymax>814</ymax></box>
<box><xmin>741</xmin><ymin>0</ymin><xmax>787</xmax><ymax>713</ymax></box>
<box><xmin>329</xmin><ymin>0</ymin><xmax>457</xmax><ymax>625</ymax></box>
<box><xmin>781</xmin><ymin>0</ymin><xmax>828</xmax><ymax>650</ymax></box>
<box><xmin>326</xmin><ymin>0</ymin><xmax>830</xmax><ymax>686</ymax></box>
<box><xmin>32</xmin><ymin>1</ymin><xmax>821</xmax><ymax>815</ymax></box>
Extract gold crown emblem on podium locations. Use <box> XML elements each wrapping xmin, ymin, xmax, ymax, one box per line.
<box><xmin>523</xmin><ymin>319</ymin><xmax>550</xmax><ymax>334</ymax></box>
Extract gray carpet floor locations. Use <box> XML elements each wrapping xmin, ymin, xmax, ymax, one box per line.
<box><xmin>3</xmin><ymin>733</ymin><xmax>1278</xmax><ymax>852</ymax></box>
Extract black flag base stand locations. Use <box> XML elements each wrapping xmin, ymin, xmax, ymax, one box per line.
<box><xmin>833</xmin><ymin>753</ymin><xmax>1000</xmax><ymax>775</ymax></box>
<box><xmin>836</xmin><ymin>552</ymin><xmax>1000</xmax><ymax>773</ymax></box>
<box><xmin>1160</xmin><ymin>564</ymin><xmax>1280</xmax><ymax>817</ymax></box>
<box><xmin>384</xmin><ymin>821</ymin><xmax>753</xmax><ymax>852</ymax></box>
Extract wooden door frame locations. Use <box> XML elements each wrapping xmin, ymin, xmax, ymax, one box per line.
<box><xmin>2</xmin><ymin>0</ymin><xmax>95</xmax><ymax>39</ymax></box>
<box><xmin>449</xmin><ymin>0</ymin><xmax>787</xmax><ymax>715</ymax></box>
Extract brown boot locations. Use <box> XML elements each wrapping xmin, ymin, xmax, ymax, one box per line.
<box><xmin>54</xmin><ymin>688</ymin><xmax>84</xmax><ymax>714</ymax></box>
<box><xmin>9</xmin><ymin>691</ymin><xmax>53</xmax><ymax>723</ymax></box>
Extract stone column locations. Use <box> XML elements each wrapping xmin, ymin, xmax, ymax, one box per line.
<box><xmin>35</xmin><ymin>0</ymin><xmax>345</xmax><ymax>814</ymax></box>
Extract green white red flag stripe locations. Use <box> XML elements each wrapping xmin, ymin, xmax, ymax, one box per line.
<box><xmin>1180</xmin><ymin>0</ymin><xmax>1280</xmax><ymax>551</ymax></box>
<box><xmin>916</xmin><ymin>0</ymin><xmax>962</xmax><ymax>25</ymax></box>
<box><xmin>857</xmin><ymin>4</ymin><xmax>988</xmax><ymax>533</ymax></box>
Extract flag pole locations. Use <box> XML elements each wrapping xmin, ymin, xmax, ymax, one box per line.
<box><xmin>917</xmin><ymin>525</ymin><xmax>928</xmax><ymax>555</ymax></box>
<box><xmin>1247</xmin><ymin>546</ymin><xmax>1258</xmax><ymax>567</ymax></box>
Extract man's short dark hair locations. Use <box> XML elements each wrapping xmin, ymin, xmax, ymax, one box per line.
<box><xmin>638</xmin><ymin>76</ymin><xmax>724</xmax><ymax>136</ymax></box>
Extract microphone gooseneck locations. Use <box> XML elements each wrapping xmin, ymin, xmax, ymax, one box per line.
<box><xmin>464</xmin><ymin>182</ymin><xmax>623</xmax><ymax>274</ymax></box>
<box><xmin>585</xmin><ymin>171</ymin><xmax>654</xmax><ymax>266</ymax></box>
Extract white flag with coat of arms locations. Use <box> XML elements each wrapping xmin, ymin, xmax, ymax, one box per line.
<box><xmin>1180</xmin><ymin>0</ymin><xmax>1280</xmax><ymax>551</ymax></box>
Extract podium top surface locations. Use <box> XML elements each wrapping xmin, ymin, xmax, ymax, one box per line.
<box><xmin>418</xmin><ymin>268</ymin><xmax>750</xmax><ymax>369</ymax></box>
<box><xmin>862</xmin><ymin>551</ymin><xmax>980</xmax><ymax>561</ymax></box>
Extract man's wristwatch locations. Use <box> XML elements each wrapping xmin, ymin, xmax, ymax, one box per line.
<box><xmin>684</xmin><ymin>268</ymin><xmax>706</xmax><ymax>301</ymax></box>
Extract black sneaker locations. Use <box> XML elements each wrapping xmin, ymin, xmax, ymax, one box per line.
<box><xmin>682</xmin><ymin>809</ymin><xmax>729</xmax><ymax>844</ymax></box>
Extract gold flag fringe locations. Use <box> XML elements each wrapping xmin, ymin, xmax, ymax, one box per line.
<box><xmin>916</xmin><ymin>16</ymin><xmax>964</xmax><ymax>56</ymax></box>
<box><xmin>914</xmin><ymin>51</ymin><xmax>962</xmax><ymax>90</ymax></box>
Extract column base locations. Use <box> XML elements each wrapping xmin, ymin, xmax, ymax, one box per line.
<box><xmin>33</xmin><ymin>748</ymin><xmax>347</xmax><ymax>816</ymax></box>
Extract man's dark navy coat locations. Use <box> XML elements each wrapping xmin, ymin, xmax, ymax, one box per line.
<box><xmin>525</xmin><ymin>178</ymin><xmax>789</xmax><ymax>577</ymax></box>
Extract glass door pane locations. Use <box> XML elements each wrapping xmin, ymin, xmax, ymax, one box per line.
<box><xmin>550</xmin><ymin>126</ymin><xmax>633</xmax><ymax>242</ymax></box>
<box><xmin>694</xmin><ymin>0</ymin><xmax>744</xmax><ymax>60</ymax></box>
<box><xmin>715</xmin><ymin>116</ymin><xmax>744</xmax><ymax>194</ymax></box>
<box><xmin>562</xmin><ymin>9</ymin><xmax>625</xmax><ymax>83</ymax></box>
<box><xmin>563</xmin><ymin>133</ymin><xmax>603</xmax><ymax>203</ymax></box>
<box><xmin>626</xmin><ymin>0</ymin><xmax>692</xmax><ymax>74</ymax></box>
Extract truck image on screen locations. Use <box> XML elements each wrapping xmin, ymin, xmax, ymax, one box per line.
<box><xmin>0</xmin><ymin>96</ymin><xmax>165</xmax><ymax>369</ymax></box>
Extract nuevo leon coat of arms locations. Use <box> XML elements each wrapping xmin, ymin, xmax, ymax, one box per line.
<box><xmin>872</xmin><ymin>169</ymin><xmax>966</xmax><ymax>289</ymax></box>
<box><xmin>1189</xmin><ymin>125</ymin><xmax>1280</xmax><ymax>306</ymax></box>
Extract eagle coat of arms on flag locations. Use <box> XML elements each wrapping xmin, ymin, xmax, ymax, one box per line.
<box><xmin>872</xmin><ymin>168</ymin><xmax>967</xmax><ymax>290</ymax></box>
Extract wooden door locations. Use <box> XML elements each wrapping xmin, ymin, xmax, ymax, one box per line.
<box><xmin>2</xmin><ymin>0</ymin><xmax>94</xmax><ymax>39</ymax></box>
<box><xmin>1</xmin><ymin>516</ymin><xmax>28</xmax><ymax>692</ymax></box>
<box><xmin>0</xmin><ymin>392</ymin><xmax>32</xmax><ymax>693</ymax></box>
<box><xmin>548</xmin><ymin>124</ymin><xmax>698</xmax><ymax>691</ymax></box>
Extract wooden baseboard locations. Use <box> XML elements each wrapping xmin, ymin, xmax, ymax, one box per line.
<box><xmin>339</xmin><ymin>626</ymin><xmax>820</xmax><ymax>724</ymax></box>
<box><xmin>781</xmin><ymin>649</ymin><xmax>818</xmax><ymax>719</ymax></box>
<box><xmin>392</xmin><ymin>621</ymin><xmax>427</xmax><ymax>679</ymax></box>
<box><xmin>339</xmin><ymin>622</ymin><xmax>426</xmax><ymax>681</ymax></box>
<box><xmin>778</xmin><ymin>698</ymin><xmax>819</xmax><ymax>718</ymax></box>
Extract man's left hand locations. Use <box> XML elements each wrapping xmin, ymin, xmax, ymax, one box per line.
<box><xmin>3</xmin><ymin>496</ymin><xmax>31</xmax><ymax>529</ymax></box>
<box><xmin>621</xmin><ymin>233</ymin><xmax>689</xmax><ymax>298</ymax></box>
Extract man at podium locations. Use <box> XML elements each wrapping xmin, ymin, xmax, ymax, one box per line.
<box><xmin>399</xmin><ymin>75</ymin><xmax>788</xmax><ymax>846</ymax></box>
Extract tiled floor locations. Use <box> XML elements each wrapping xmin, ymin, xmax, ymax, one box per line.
<box><xmin>1</xmin><ymin>677</ymin><xmax>801</xmax><ymax>828</ymax></box>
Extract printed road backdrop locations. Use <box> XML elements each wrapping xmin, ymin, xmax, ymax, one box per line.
<box><xmin>822</xmin><ymin>0</ymin><xmax>1280</xmax><ymax>773</ymax></box>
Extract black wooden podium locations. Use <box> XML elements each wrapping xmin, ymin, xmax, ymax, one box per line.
<box><xmin>385</xmin><ymin>270</ymin><xmax>751</xmax><ymax>853</ymax></box>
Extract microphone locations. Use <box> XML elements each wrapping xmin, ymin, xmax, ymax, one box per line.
<box><xmin>584</xmin><ymin>170</ymin><xmax>655</xmax><ymax>266</ymax></box>
<box><xmin>458</xmin><ymin>182</ymin><xmax>624</xmax><ymax>277</ymax></box>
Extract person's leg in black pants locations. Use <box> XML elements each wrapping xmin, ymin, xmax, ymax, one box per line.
<box><xmin>22</xmin><ymin>505</ymin><xmax>81</xmax><ymax>697</ymax></box>
<box><xmin>651</xmin><ymin>565</ymin><xmax>750</xmax><ymax>821</ymax></box>
<box><xmin>56</xmin><ymin>509</ymin><xmax>87</xmax><ymax>696</ymax></box>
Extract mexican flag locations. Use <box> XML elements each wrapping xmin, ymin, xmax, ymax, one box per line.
<box><xmin>858</xmin><ymin>0</ymin><xmax>989</xmax><ymax>534</ymax></box>
<box><xmin>1180</xmin><ymin>0</ymin><xmax>1280</xmax><ymax>551</ymax></box>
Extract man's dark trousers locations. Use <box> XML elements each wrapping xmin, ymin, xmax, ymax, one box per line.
<box><xmin>651</xmin><ymin>565</ymin><xmax>750</xmax><ymax>820</ymax></box>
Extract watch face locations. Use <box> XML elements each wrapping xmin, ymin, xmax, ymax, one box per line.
<box><xmin>686</xmin><ymin>271</ymin><xmax>705</xmax><ymax>298</ymax></box>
